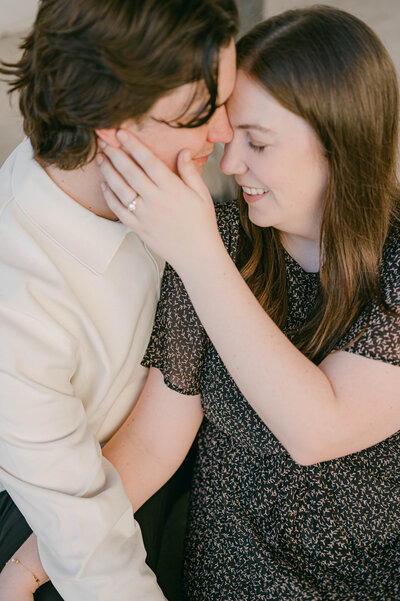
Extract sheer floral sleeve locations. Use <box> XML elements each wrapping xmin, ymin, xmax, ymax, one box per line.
<box><xmin>142</xmin><ymin>200</ymin><xmax>240</xmax><ymax>395</ymax></box>
<box><xmin>334</xmin><ymin>225</ymin><xmax>400</xmax><ymax>366</ymax></box>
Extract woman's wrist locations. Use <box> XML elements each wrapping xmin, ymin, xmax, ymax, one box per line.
<box><xmin>174</xmin><ymin>235</ymin><xmax>229</xmax><ymax>282</ymax></box>
<box><xmin>1</xmin><ymin>557</ymin><xmax>41</xmax><ymax>594</ymax></box>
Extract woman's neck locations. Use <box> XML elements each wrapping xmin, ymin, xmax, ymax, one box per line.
<box><xmin>280</xmin><ymin>232</ymin><xmax>320</xmax><ymax>273</ymax></box>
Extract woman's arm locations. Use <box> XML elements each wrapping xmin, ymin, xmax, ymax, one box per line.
<box><xmin>0</xmin><ymin>534</ymin><xmax>47</xmax><ymax>601</ymax></box>
<box><xmin>103</xmin><ymin>367</ymin><xmax>203</xmax><ymax>512</ymax></box>
<box><xmin>98</xmin><ymin>130</ymin><xmax>400</xmax><ymax>466</ymax></box>
<box><xmin>0</xmin><ymin>367</ymin><xmax>202</xmax><ymax>598</ymax></box>
<box><xmin>170</xmin><ymin>245</ymin><xmax>400</xmax><ymax>465</ymax></box>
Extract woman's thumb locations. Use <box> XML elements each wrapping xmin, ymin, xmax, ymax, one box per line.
<box><xmin>177</xmin><ymin>149</ymin><xmax>209</xmax><ymax>198</ymax></box>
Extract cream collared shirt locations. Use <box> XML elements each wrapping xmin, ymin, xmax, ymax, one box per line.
<box><xmin>0</xmin><ymin>140</ymin><xmax>166</xmax><ymax>600</ymax></box>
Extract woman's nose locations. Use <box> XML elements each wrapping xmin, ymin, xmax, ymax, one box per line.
<box><xmin>220</xmin><ymin>139</ymin><xmax>247</xmax><ymax>176</ymax></box>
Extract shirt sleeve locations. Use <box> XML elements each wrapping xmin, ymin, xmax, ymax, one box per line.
<box><xmin>142</xmin><ymin>200</ymin><xmax>240</xmax><ymax>395</ymax></box>
<box><xmin>334</xmin><ymin>226</ymin><xmax>400</xmax><ymax>366</ymax></box>
<box><xmin>0</xmin><ymin>307</ymin><xmax>165</xmax><ymax>601</ymax></box>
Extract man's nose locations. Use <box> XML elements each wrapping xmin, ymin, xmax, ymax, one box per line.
<box><xmin>208</xmin><ymin>105</ymin><xmax>233</xmax><ymax>144</ymax></box>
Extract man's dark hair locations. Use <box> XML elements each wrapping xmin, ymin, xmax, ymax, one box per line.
<box><xmin>0</xmin><ymin>0</ymin><xmax>239</xmax><ymax>169</ymax></box>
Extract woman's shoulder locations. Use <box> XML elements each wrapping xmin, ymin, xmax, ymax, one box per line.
<box><xmin>214</xmin><ymin>200</ymin><xmax>240</xmax><ymax>259</ymax></box>
<box><xmin>336</xmin><ymin>222</ymin><xmax>400</xmax><ymax>365</ymax></box>
<box><xmin>383</xmin><ymin>219</ymin><xmax>400</xmax><ymax>258</ymax></box>
<box><xmin>382</xmin><ymin>220</ymin><xmax>400</xmax><ymax>308</ymax></box>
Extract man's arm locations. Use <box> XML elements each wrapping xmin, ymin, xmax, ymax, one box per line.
<box><xmin>0</xmin><ymin>367</ymin><xmax>202</xmax><ymax>598</ymax></box>
<box><xmin>0</xmin><ymin>309</ymin><xmax>166</xmax><ymax>601</ymax></box>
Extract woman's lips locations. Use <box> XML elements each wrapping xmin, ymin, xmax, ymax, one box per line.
<box><xmin>242</xmin><ymin>186</ymin><xmax>269</xmax><ymax>203</ymax></box>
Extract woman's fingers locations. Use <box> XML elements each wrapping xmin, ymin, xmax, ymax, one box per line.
<box><xmin>97</xmin><ymin>153</ymin><xmax>140</xmax><ymax>209</ymax></box>
<box><xmin>116</xmin><ymin>129</ymin><xmax>178</xmax><ymax>188</ymax></box>
<box><xmin>176</xmin><ymin>150</ymin><xmax>211</xmax><ymax>200</ymax></box>
<box><xmin>100</xmin><ymin>144</ymin><xmax>157</xmax><ymax>200</ymax></box>
<box><xmin>99</xmin><ymin>130</ymin><xmax>212</xmax><ymax>210</ymax></box>
<box><xmin>101</xmin><ymin>182</ymin><xmax>140</xmax><ymax>229</ymax></box>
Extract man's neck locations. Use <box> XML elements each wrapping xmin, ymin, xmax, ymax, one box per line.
<box><xmin>44</xmin><ymin>159</ymin><xmax>118</xmax><ymax>221</ymax></box>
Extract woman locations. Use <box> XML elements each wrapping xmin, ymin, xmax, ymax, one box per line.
<box><xmin>5</xmin><ymin>5</ymin><xmax>400</xmax><ymax>600</ymax></box>
<box><xmin>99</xmin><ymin>6</ymin><xmax>400</xmax><ymax>599</ymax></box>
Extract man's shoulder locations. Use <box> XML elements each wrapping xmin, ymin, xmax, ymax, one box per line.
<box><xmin>0</xmin><ymin>142</ymin><xmax>23</xmax><ymax>213</ymax></box>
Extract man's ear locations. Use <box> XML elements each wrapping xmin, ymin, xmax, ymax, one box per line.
<box><xmin>95</xmin><ymin>128</ymin><xmax>121</xmax><ymax>148</ymax></box>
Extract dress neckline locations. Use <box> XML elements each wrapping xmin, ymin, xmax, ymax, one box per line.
<box><xmin>283</xmin><ymin>247</ymin><xmax>319</xmax><ymax>278</ymax></box>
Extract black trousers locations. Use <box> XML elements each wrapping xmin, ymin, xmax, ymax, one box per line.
<box><xmin>0</xmin><ymin>448</ymin><xmax>194</xmax><ymax>601</ymax></box>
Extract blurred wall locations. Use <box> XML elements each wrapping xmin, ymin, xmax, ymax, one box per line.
<box><xmin>0</xmin><ymin>0</ymin><xmax>39</xmax><ymax>34</ymax></box>
<box><xmin>239</xmin><ymin>0</ymin><xmax>264</xmax><ymax>35</ymax></box>
<box><xmin>263</xmin><ymin>0</ymin><xmax>400</xmax><ymax>76</ymax></box>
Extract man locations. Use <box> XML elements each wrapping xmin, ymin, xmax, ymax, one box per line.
<box><xmin>0</xmin><ymin>0</ymin><xmax>238</xmax><ymax>599</ymax></box>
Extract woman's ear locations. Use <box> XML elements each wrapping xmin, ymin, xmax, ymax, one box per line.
<box><xmin>95</xmin><ymin>128</ymin><xmax>121</xmax><ymax>148</ymax></box>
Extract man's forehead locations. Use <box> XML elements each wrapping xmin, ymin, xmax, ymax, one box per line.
<box><xmin>150</xmin><ymin>40</ymin><xmax>236</xmax><ymax>123</ymax></box>
<box><xmin>149</xmin><ymin>80</ymin><xmax>209</xmax><ymax>123</ymax></box>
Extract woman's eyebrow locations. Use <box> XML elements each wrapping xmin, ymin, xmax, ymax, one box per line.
<box><xmin>237</xmin><ymin>124</ymin><xmax>275</xmax><ymax>134</ymax></box>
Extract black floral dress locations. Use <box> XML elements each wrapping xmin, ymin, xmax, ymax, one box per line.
<box><xmin>142</xmin><ymin>201</ymin><xmax>400</xmax><ymax>600</ymax></box>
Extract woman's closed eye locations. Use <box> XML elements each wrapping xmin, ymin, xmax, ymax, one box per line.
<box><xmin>247</xmin><ymin>135</ymin><xmax>268</xmax><ymax>153</ymax></box>
<box><xmin>248</xmin><ymin>141</ymin><xmax>267</xmax><ymax>152</ymax></box>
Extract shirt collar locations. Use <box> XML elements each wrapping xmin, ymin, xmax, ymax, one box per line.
<box><xmin>11</xmin><ymin>139</ymin><xmax>131</xmax><ymax>275</ymax></box>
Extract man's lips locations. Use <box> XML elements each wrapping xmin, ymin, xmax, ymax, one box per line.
<box><xmin>192</xmin><ymin>148</ymin><xmax>214</xmax><ymax>165</ymax></box>
<box><xmin>192</xmin><ymin>154</ymin><xmax>212</xmax><ymax>165</ymax></box>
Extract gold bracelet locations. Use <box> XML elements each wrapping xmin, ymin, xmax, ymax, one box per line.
<box><xmin>7</xmin><ymin>557</ymin><xmax>41</xmax><ymax>586</ymax></box>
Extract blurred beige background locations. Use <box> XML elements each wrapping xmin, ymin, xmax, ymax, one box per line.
<box><xmin>1</xmin><ymin>0</ymin><xmax>399</xmax><ymax>174</ymax></box>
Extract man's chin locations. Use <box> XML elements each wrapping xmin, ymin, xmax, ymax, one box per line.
<box><xmin>191</xmin><ymin>154</ymin><xmax>210</xmax><ymax>174</ymax></box>
<box><xmin>172</xmin><ymin>158</ymin><xmax>205</xmax><ymax>176</ymax></box>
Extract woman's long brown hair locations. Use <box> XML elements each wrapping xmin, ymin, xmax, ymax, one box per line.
<box><xmin>236</xmin><ymin>6</ymin><xmax>400</xmax><ymax>364</ymax></box>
